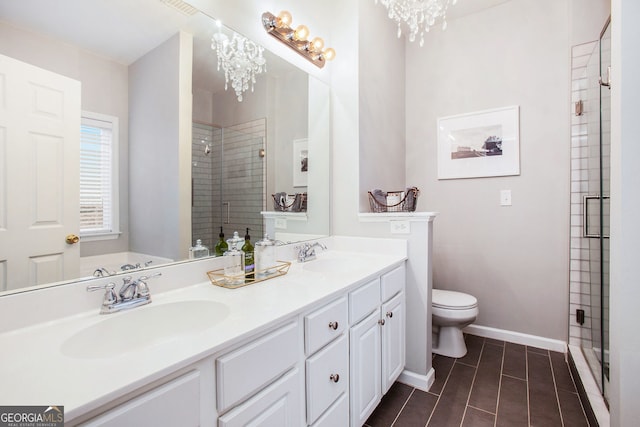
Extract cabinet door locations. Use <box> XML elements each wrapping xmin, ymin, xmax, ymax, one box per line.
<box><xmin>349</xmin><ymin>310</ymin><xmax>381</xmax><ymax>427</ymax></box>
<box><xmin>381</xmin><ymin>292</ymin><xmax>405</xmax><ymax>394</ymax></box>
<box><xmin>218</xmin><ymin>368</ymin><xmax>302</xmax><ymax>427</ymax></box>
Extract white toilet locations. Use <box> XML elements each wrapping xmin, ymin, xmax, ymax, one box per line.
<box><xmin>432</xmin><ymin>289</ymin><xmax>479</xmax><ymax>358</ymax></box>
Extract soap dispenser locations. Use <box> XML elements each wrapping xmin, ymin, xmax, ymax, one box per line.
<box><xmin>223</xmin><ymin>231</ymin><xmax>245</xmax><ymax>286</ymax></box>
<box><xmin>255</xmin><ymin>233</ymin><xmax>277</xmax><ymax>278</ymax></box>
<box><xmin>189</xmin><ymin>239</ymin><xmax>209</xmax><ymax>259</ymax></box>
<box><xmin>241</xmin><ymin>228</ymin><xmax>254</xmax><ymax>280</ymax></box>
<box><xmin>214</xmin><ymin>226</ymin><xmax>228</xmax><ymax>256</ymax></box>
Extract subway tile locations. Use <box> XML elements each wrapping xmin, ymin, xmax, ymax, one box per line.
<box><xmin>468</xmin><ymin>343</ymin><xmax>503</xmax><ymax>413</ymax></box>
<box><xmin>462</xmin><ymin>407</ymin><xmax>495</xmax><ymax>427</ymax></box>
<box><xmin>503</xmin><ymin>342</ymin><xmax>526</xmax><ymax>380</ymax></box>
<box><xmin>393</xmin><ymin>389</ymin><xmax>437</xmax><ymax>427</ymax></box>
<box><xmin>496</xmin><ymin>375</ymin><xmax>528</xmax><ymax>427</ymax></box>
<box><xmin>528</xmin><ymin>352</ymin><xmax>563</xmax><ymax>426</ymax></box>
<box><xmin>365</xmin><ymin>382</ymin><xmax>413</xmax><ymax>427</ymax></box>
<box><xmin>427</xmin><ymin>363</ymin><xmax>475</xmax><ymax>427</ymax></box>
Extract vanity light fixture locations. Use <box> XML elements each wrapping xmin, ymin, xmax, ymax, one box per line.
<box><xmin>262</xmin><ymin>11</ymin><xmax>336</xmax><ymax>68</ymax></box>
<box><xmin>374</xmin><ymin>0</ymin><xmax>458</xmax><ymax>47</ymax></box>
<box><xmin>211</xmin><ymin>20</ymin><xmax>267</xmax><ymax>102</ymax></box>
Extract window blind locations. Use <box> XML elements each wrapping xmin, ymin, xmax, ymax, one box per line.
<box><xmin>80</xmin><ymin>115</ymin><xmax>115</xmax><ymax>235</ymax></box>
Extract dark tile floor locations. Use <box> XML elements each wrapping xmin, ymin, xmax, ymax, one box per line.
<box><xmin>366</xmin><ymin>335</ymin><xmax>591</xmax><ymax>427</ymax></box>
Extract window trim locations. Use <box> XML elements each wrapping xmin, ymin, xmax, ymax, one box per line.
<box><xmin>80</xmin><ymin>110</ymin><xmax>120</xmax><ymax>241</ymax></box>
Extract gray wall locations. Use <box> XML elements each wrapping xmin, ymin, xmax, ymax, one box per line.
<box><xmin>405</xmin><ymin>0</ymin><xmax>571</xmax><ymax>341</ymax></box>
<box><xmin>129</xmin><ymin>32</ymin><xmax>192</xmax><ymax>261</ymax></box>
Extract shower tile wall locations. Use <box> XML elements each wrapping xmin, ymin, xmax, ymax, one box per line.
<box><xmin>192</xmin><ymin>119</ymin><xmax>266</xmax><ymax>250</ymax></box>
<box><xmin>568</xmin><ymin>41</ymin><xmax>597</xmax><ymax>349</ymax></box>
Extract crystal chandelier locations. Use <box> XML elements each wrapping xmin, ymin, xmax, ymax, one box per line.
<box><xmin>375</xmin><ymin>0</ymin><xmax>458</xmax><ymax>47</ymax></box>
<box><xmin>211</xmin><ymin>22</ymin><xmax>266</xmax><ymax>102</ymax></box>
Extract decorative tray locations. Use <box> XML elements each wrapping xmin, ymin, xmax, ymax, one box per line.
<box><xmin>207</xmin><ymin>261</ymin><xmax>291</xmax><ymax>289</ymax></box>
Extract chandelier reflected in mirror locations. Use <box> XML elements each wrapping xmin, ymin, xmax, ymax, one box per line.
<box><xmin>374</xmin><ymin>0</ymin><xmax>458</xmax><ymax>47</ymax></box>
<box><xmin>211</xmin><ymin>21</ymin><xmax>266</xmax><ymax>102</ymax></box>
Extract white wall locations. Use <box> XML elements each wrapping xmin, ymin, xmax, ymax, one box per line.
<box><xmin>0</xmin><ymin>21</ymin><xmax>130</xmax><ymax>257</ymax></box>
<box><xmin>129</xmin><ymin>32</ymin><xmax>192</xmax><ymax>261</ymax></box>
<box><xmin>609</xmin><ymin>0</ymin><xmax>640</xmax><ymax>424</ymax></box>
<box><xmin>405</xmin><ymin>0</ymin><xmax>571</xmax><ymax>341</ymax></box>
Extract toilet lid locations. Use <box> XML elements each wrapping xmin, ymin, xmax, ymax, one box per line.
<box><xmin>432</xmin><ymin>289</ymin><xmax>478</xmax><ymax>310</ymax></box>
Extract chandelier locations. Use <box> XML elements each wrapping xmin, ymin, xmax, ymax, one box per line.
<box><xmin>375</xmin><ymin>0</ymin><xmax>458</xmax><ymax>47</ymax></box>
<box><xmin>211</xmin><ymin>22</ymin><xmax>266</xmax><ymax>102</ymax></box>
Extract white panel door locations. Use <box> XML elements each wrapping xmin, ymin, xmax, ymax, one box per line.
<box><xmin>0</xmin><ymin>54</ymin><xmax>81</xmax><ymax>291</ymax></box>
<box><xmin>349</xmin><ymin>310</ymin><xmax>381</xmax><ymax>427</ymax></box>
<box><xmin>381</xmin><ymin>292</ymin><xmax>405</xmax><ymax>394</ymax></box>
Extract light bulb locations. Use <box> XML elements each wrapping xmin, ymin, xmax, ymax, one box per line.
<box><xmin>310</xmin><ymin>37</ymin><xmax>324</xmax><ymax>52</ymax></box>
<box><xmin>276</xmin><ymin>10</ymin><xmax>292</xmax><ymax>28</ymax></box>
<box><xmin>322</xmin><ymin>48</ymin><xmax>336</xmax><ymax>61</ymax></box>
<box><xmin>293</xmin><ymin>25</ymin><xmax>309</xmax><ymax>41</ymax></box>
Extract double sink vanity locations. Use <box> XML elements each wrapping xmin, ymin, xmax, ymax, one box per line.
<box><xmin>0</xmin><ymin>237</ymin><xmax>408</xmax><ymax>426</ymax></box>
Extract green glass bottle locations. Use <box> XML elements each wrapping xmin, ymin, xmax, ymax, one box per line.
<box><xmin>242</xmin><ymin>227</ymin><xmax>255</xmax><ymax>280</ymax></box>
<box><xmin>214</xmin><ymin>226</ymin><xmax>228</xmax><ymax>256</ymax></box>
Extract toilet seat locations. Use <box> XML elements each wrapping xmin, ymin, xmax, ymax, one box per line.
<box><xmin>432</xmin><ymin>289</ymin><xmax>477</xmax><ymax>310</ymax></box>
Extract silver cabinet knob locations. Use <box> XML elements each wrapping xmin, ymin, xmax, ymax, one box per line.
<box><xmin>330</xmin><ymin>374</ymin><xmax>340</xmax><ymax>383</ymax></box>
<box><xmin>378</xmin><ymin>318</ymin><xmax>386</xmax><ymax>326</ymax></box>
<box><xmin>386</xmin><ymin>311</ymin><xmax>393</xmax><ymax>318</ymax></box>
<box><xmin>328</xmin><ymin>321</ymin><xmax>339</xmax><ymax>330</ymax></box>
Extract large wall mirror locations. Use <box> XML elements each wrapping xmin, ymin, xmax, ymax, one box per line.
<box><xmin>0</xmin><ymin>0</ymin><xmax>330</xmax><ymax>295</ymax></box>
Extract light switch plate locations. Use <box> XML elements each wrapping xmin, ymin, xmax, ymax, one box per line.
<box><xmin>500</xmin><ymin>190</ymin><xmax>512</xmax><ymax>206</ymax></box>
<box><xmin>275</xmin><ymin>218</ymin><xmax>287</xmax><ymax>229</ymax></box>
<box><xmin>390</xmin><ymin>220</ymin><xmax>410</xmax><ymax>234</ymax></box>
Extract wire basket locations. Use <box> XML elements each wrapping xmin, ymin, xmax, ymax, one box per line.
<box><xmin>368</xmin><ymin>187</ymin><xmax>420</xmax><ymax>213</ymax></box>
<box><xmin>272</xmin><ymin>192</ymin><xmax>307</xmax><ymax>212</ymax></box>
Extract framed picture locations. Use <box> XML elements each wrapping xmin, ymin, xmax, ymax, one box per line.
<box><xmin>437</xmin><ymin>106</ymin><xmax>520</xmax><ymax>180</ymax></box>
<box><xmin>293</xmin><ymin>138</ymin><xmax>308</xmax><ymax>187</ymax></box>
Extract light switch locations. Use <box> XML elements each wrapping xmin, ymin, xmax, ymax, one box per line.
<box><xmin>500</xmin><ymin>190</ymin><xmax>512</xmax><ymax>206</ymax></box>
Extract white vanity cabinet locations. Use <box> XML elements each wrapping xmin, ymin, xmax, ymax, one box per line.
<box><xmin>304</xmin><ymin>297</ymin><xmax>349</xmax><ymax>426</ymax></box>
<box><xmin>215</xmin><ymin>320</ymin><xmax>303</xmax><ymax>427</ymax></box>
<box><xmin>349</xmin><ymin>265</ymin><xmax>406</xmax><ymax>427</ymax></box>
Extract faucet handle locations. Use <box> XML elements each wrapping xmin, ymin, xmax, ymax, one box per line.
<box><xmin>87</xmin><ymin>282</ymin><xmax>118</xmax><ymax>307</ymax></box>
<box><xmin>134</xmin><ymin>272</ymin><xmax>161</xmax><ymax>298</ymax></box>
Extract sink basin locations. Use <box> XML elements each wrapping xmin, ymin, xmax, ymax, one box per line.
<box><xmin>302</xmin><ymin>258</ymin><xmax>364</xmax><ymax>274</ymax></box>
<box><xmin>61</xmin><ymin>300</ymin><xmax>229</xmax><ymax>359</ymax></box>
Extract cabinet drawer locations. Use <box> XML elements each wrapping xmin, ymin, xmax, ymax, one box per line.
<box><xmin>218</xmin><ymin>368</ymin><xmax>302</xmax><ymax>427</ymax></box>
<box><xmin>217</xmin><ymin>321</ymin><xmax>298</xmax><ymax>413</ymax></box>
<box><xmin>306</xmin><ymin>334</ymin><xmax>349</xmax><ymax>425</ymax></box>
<box><xmin>311</xmin><ymin>392</ymin><xmax>348</xmax><ymax>427</ymax></box>
<box><xmin>305</xmin><ymin>297</ymin><xmax>347</xmax><ymax>355</ymax></box>
<box><xmin>80</xmin><ymin>371</ymin><xmax>200</xmax><ymax>427</ymax></box>
<box><xmin>381</xmin><ymin>265</ymin><xmax>405</xmax><ymax>302</ymax></box>
<box><xmin>349</xmin><ymin>278</ymin><xmax>380</xmax><ymax>324</ymax></box>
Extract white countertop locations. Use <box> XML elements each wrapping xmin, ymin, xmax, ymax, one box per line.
<box><xmin>0</xmin><ymin>244</ymin><xmax>406</xmax><ymax>421</ymax></box>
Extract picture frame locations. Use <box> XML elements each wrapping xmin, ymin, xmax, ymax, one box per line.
<box><xmin>437</xmin><ymin>106</ymin><xmax>520</xmax><ymax>180</ymax></box>
<box><xmin>292</xmin><ymin>138</ymin><xmax>308</xmax><ymax>187</ymax></box>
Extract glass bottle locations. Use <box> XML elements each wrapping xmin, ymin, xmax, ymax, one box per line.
<box><xmin>214</xmin><ymin>226</ymin><xmax>228</xmax><ymax>256</ymax></box>
<box><xmin>189</xmin><ymin>239</ymin><xmax>209</xmax><ymax>259</ymax></box>
<box><xmin>241</xmin><ymin>228</ymin><xmax>255</xmax><ymax>281</ymax></box>
<box><xmin>223</xmin><ymin>231</ymin><xmax>245</xmax><ymax>286</ymax></box>
<box><xmin>255</xmin><ymin>233</ymin><xmax>277</xmax><ymax>278</ymax></box>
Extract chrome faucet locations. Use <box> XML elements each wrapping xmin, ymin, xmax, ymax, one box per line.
<box><xmin>120</xmin><ymin>260</ymin><xmax>153</xmax><ymax>271</ymax></box>
<box><xmin>93</xmin><ymin>267</ymin><xmax>115</xmax><ymax>277</ymax></box>
<box><xmin>87</xmin><ymin>272</ymin><xmax>161</xmax><ymax>314</ymax></box>
<box><xmin>295</xmin><ymin>241</ymin><xmax>327</xmax><ymax>263</ymax></box>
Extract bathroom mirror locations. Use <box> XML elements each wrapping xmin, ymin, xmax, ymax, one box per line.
<box><xmin>0</xmin><ymin>0</ymin><xmax>330</xmax><ymax>294</ymax></box>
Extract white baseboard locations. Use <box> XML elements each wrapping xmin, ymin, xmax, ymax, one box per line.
<box><xmin>397</xmin><ymin>368</ymin><xmax>435</xmax><ymax>392</ymax></box>
<box><xmin>464</xmin><ymin>324</ymin><xmax>567</xmax><ymax>353</ymax></box>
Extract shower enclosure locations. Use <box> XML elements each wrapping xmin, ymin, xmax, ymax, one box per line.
<box><xmin>191</xmin><ymin>119</ymin><xmax>266</xmax><ymax>251</ymax></box>
<box><xmin>569</xmin><ymin>18</ymin><xmax>610</xmax><ymax>401</ymax></box>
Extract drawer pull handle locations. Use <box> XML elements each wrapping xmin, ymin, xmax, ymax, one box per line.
<box><xmin>378</xmin><ymin>318</ymin><xmax>386</xmax><ymax>326</ymax></box>
<box><xmin>386</xmin><ymin>311</ymin><xmax>393</xmax><ymax>318</ymax></box>
<box><xmin>328</xmin><ymin>321</ymin><xmax>339</xmax><ymax>330</ymax></box>
<box><xmin>330</xmin><ymin>373</ymin><xmax>340</xmax><ymax>383</ymax></box>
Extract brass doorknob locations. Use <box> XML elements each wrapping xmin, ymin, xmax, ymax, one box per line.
<box><xmin>65</xmin><ymin>234</ymin><xmax>80</xmax><ymax>244</ymax></box>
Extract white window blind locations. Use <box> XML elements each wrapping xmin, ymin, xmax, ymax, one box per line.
<box><xmin>80</xmin><ymin>112</ymin><xmax>119</xmax><ymax>238</ymax></box>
